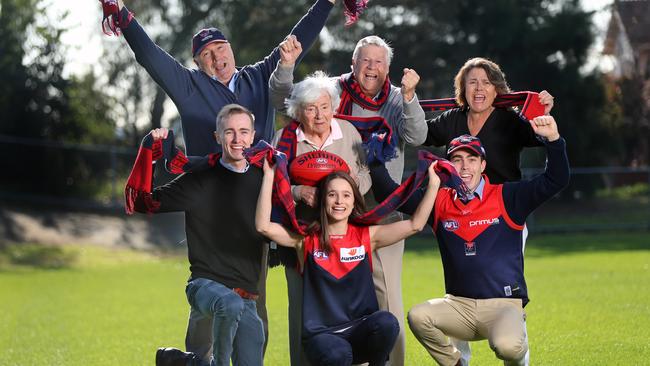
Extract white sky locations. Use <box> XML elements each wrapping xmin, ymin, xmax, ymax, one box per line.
<box><xmin>56</xmin><ymin>1</ymin><xmax>108</xmax><ymax>78</ymax></box>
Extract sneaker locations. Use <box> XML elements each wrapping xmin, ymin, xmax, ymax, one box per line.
<box><xmin>155</xmin><ymin>347</ymin><xmax>200</xmax><ymax>366</ymax></box>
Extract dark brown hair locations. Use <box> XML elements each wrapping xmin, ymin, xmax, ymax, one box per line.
<box><xmin>310</xmin><ymin>171</ymin><xmax>367</xmax><ymax>254</ymax></box>
<box><xmin>454</xmin><ymin>57</ymin><xmax>511</xmax><ymax>108</ymax></box>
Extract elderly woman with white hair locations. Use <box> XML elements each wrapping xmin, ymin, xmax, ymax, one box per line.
<box><xmin>270</xmin><ymin>70</ymin><xmax>372</xmax><ymax>366</ymax></box>
<box><xmin>272</xmin><ymin>70</ymin><xmax>371</xmax><ymax>207</ymax></box>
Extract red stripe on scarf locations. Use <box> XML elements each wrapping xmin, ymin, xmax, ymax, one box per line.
<box><xmin>338</xmin><ymin>72</ymin><xmax>390</xmax><ymax>114</ymax></box>
<box><xmin>419</xmin><ymin>91</ymin><xmax>545</xmax><ymax>121</ymax></box>
<box><xmin>124</xmin><ymin>131</ymin><xmax>219</xmax><ymax>214</ymax></box>
<box><xmin>244</xmin><ymin>142</ymin><xmax>469</xmax><ymax>234</ymax></box>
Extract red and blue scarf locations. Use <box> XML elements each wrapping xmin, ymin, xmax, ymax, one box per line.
<box><xmin>343</xmin><ymin>0</ymin><xmax>369</xmax><ymax>25</ymax></box>
<box><xmin>419</xmin><ymin>91</ymin><xmax>546</xmax><ymax>121</ymax></box>
<box><xmin>337</xmin><ymin>72</ymin><xmax>390</xmax><ymax>114</ymax></box>
<box><xmin>124</xmin><ymin>131</ymin><xmax>220</xmax><ymax>214</ymax></box>
<box><xmin>125</xmin><ymin>134</ymin><xmax>469</xmax><ymax>267</ymax></box>
<box><xmin>99</xmin><ymin>0</ymin><xmax>133</xmax><ymax>36</ymax></box>
<box><xmin>244</xmin><ymin>141</ymin><xmax>470</xmax><ymax>232</ymax></box>
<box><xmin>277</xmin><ymin>115</ymin><xmax>397</xmax><ymax>166</ymax></box>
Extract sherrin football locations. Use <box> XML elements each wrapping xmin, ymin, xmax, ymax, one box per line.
<box><xmin>289</xmin><ymin>151</ymin><xmax>350</xmax><ymax>186</ymax></box>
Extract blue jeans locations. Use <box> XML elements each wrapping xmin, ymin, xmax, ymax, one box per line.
<box><xmin>185</xmin><ymin>277</ymin><xmax>264</xmax><ymax>366</ymax></box>
<box><xmin>303</xmin><ymin>310</ymin><xmax>399</xmax><ymax>366</ymax></box>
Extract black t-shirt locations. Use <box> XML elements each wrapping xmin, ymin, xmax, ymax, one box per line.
<box><xmin>153</xmin><ymin>163</ymin><xmax>266</xmax><ymax>294</ymax></box>
<box><xmin>424</xmin><ymin>108</ymin><xmax>542</xmax><ymax>184</ymax></box>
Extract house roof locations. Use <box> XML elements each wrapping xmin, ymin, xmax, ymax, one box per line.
<box><xmin>606</xmin><ymin>0</ymin><xmax>650</xmax><ymax>53</ymax></box>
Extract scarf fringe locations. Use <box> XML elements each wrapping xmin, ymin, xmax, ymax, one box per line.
<box><xmin>343</xmin><ymin>0</ymin><xmax>369</xmax><ymax>26</ymax></box>
<box><xmin>99</xmin><ymin>0</ymin><xmax>134</xmax><ymax>36</ymax></box>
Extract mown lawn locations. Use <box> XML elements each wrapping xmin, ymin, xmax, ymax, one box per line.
<box><xmin>1</xmin><ymin>232</ymin><xmax>649</xmax><ymax>365</ymax></box>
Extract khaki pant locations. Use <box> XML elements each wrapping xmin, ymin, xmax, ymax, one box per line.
<box><xmin>408</xmin><ymin>295</ymin><xmax>527</xmax><ymax>366</ymax></box>
<box><xmin>286</xmin><ymin>266</ymin><xmax>312</xmax><ymax>366</ymax></box>
<box><xmin>372</xmin><ymin>240</ymin><xmax>405</xmax><ymax>366</ymax></box>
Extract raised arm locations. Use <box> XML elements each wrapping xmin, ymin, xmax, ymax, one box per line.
<box><xmin>113</xmin><ymin>1</ymin><xmax>194</xmax><ymax>105</ymax></box>
<box><xmin>369</xmin><ymin>162</ymin><xmax>440</xmax><ymax>250</ymax></box>
<box><xmin>257</xmin><ymin>0</ymin><xmax>335</xmax><ymax>80</ymax></box>
<box><xmin>255</xmin><ymin>160</ymin><xmax>305</xmax><ymax>247</ymax></box>
<box><xmin>503</xmin><ymin>115</ymin><xmax>570</xmax><ymax>224</ymax></box>
<box><xmin>269</xmin><ymin>35</ymin><xmax>302</xmax><ymax>112</ymax></box>
<box><xmin>395</xmin><ymin>68</ymin><xmax>427</xmax><ymax>146</ymax></box>
<box><xmin>127</xmin><ymin>128</ymin><xmax>202</xmax><ymax>214</ymax></box>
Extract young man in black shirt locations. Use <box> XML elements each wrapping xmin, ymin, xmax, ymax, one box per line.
<box><xmin>130</xmin><ymin>104</ymin><xmax>266</xmax><ymax>366</ymax></box>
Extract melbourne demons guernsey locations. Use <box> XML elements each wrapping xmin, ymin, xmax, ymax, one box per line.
<box><xmin>433</xmin><ymin>177</ymin><xmax>530</xmax><ymax>306</ymax></box>
<box><xmin>302</xmin><ymin>224</ymin><xmax>379</xmax><ymax>338</ymax></box>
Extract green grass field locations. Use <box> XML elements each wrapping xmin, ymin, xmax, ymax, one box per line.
<box><xmin>1</xmin><ymin>232</ymin><xmax>649</xmax><ymax>365</ymax></box>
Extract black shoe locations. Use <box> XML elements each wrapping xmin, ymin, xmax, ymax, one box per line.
<box><xmin>155</xmin><ymin>347</ymin><xmax>199</xmax><ymax>366</ymax></box>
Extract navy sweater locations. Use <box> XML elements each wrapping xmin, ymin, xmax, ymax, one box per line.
<box><xmin>121</xmin><ymin>0</ymin><xmax>333</xmax><ymax>156</ymax></box>
<box><xmin>371</xmin><ymin>138</ymin><xmax>570</xmax><ymax>306</ymax></box>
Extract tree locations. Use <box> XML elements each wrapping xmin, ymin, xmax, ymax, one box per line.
<box><xmin>0</xmin><ymin>0</ymin><xmax>119</xmax><ymax>198</ymax></box>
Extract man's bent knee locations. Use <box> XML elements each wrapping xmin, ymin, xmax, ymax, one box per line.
<box><xmin>407</xmin><ymin>304</ymin><xmax>434</xmax><ymax>335</ymax></box>
<box><xmin>491</xmin><ymin>336</ymin><xmax>527</xmax><ymax>362</ymax></box>
<box><xmin>213</xmin><ymin>292</ymin><xmax>245</xmax><ymax>319</ymax></box>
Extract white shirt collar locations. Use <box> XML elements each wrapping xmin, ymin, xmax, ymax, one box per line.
<box><xmin>211</xmin><ymin>70</ymin><xmax>239</xmax><ymax>93</ymax></box>
<box><xmin>219</xmin><ymin>157</ymin><xmax>249</xmax><ymax>173</ymax></box>
<box><xmin>296</xmin><ymin>118</ymin><xmax>343</xmax><ymax>149</ymax></box>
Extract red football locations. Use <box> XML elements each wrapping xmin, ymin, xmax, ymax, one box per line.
<box><xmin>289</xmin><ymin>151</ymin><xmax>350</xmax><ymax>186</ymax></box>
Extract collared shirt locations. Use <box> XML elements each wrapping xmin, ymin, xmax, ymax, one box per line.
<box><xmin>227</xmin><ymin>71</ymin><xmax>239</xmax><ymax>93</ymax></box>
<box><xmin>461</xmin><ymin>176</ymin><xmax>485</xmax><ymax>203</ymax></box>
<box><xmin>296</xmin><ymin>118</ymin><xmax>343</xmax><ymax>149</ymax></box>
<box><xmin>220</xmin><ymin>157</ymin><xmax>249</xmax><ymax>173</ymax></box>
<box><xmin>211</xmin><ymin>70</ymin><xmax>240</xmax><ymax>93</ymax></box>
<box><xmin>473</xmin><ymin>177</ymin><xmax>485</xmax><ymax>201</ymax></box>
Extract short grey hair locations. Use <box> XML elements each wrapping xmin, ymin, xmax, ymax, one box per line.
<box><xmin>215</xmin><ymin>104</ymin><xmax>255</xmax><ymax>134</ymax></box>
<box><xmin>352</xmin><ymin>35</ymin><xmax>393</xmax><ymax>66</ymax></box>
<box><xmin>285</xmin><ymin>71</ymin><xmax>340</xmax><ymax>120</ymax></box>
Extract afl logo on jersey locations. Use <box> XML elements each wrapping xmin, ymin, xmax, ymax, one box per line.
<box><xmin>340</xmin><ymin>245</ymin><xmax>366</xmax><ymax>262</ymax></box>
<box><xmin>313</xmin><ymin>250</ymin><xmax>329</xmax><ymax>261</ymax></box>
<box><xmin>442</xmin><ymin>219</ymin><xmax>459</xmax><ymax>232</ymax></box>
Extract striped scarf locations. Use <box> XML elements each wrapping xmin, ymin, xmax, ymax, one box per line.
<box><xmin>419</xmin><ymin>91</ymin><xmax>545</xmax><ymax>121</ymax></box>
<box><xmin>99</xmin><ymin>0</ymin><xmax>133</xmax><ymax>36</ymax></box>
<box><xmin>244</xmin><ymin>142</ymin><xmax>470</xmax><ymax>235</ymax></box>
<box><xmin>343</xmin><ymin>0</ymin><xmax>369</xmax><ymax>25</ymax></box>
<box><xmin>337</xmin><ymin>72</ymin><xmax>391</xmax><ymax>115</ymax></box>
<box><xmin>277</xmin><ymin>115</ymin><xmax>397</xmax><ymax>166</ymax></box>
<box><xmin>124</xmin><ymin>131</ymin><xmax>219</xmax><ymax>214</ymax></box>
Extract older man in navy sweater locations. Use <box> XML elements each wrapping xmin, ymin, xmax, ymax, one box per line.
<box><xmin>108</xmin><ymin>0</ymin><xmax>336</xmax><ymax>363</ymax></box>
<box><xmin>371</xmin><ymin>115</ymin><xmax>569</xmax><ymax>366</ymax></box>
<box><xmin>113</xmin><ymin>0</ymin><xmax>334</xmax><ymax>156</ymax></box>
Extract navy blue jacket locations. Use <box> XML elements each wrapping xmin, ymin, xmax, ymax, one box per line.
<box><xmin>121</xmin><ymin>1</ymin><xmax>333</xmax><ymax>156</ymax></box>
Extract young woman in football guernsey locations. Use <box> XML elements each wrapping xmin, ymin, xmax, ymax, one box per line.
<box><xmin>255</xmin><ymin>161</ymin><xmax>440</xmax><ymax>366</ymax></box>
